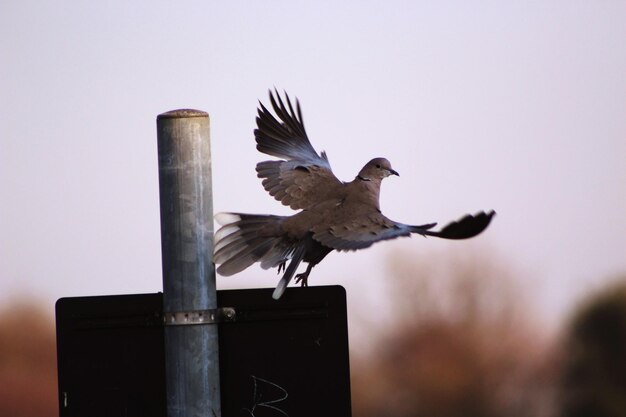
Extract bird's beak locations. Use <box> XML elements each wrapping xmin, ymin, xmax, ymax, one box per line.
<box><xmin>388</xmin><ymin>168</ymin><xmax>399</xmax><ymax>177</ymax></box>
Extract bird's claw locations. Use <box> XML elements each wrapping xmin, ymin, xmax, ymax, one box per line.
<box><xmin>295</xmin><ymin>273</ymin><xmax>309</xmax><ymax>287</ymax></box>
<box><xmin>277</xmin><ymin>261</ymin><xmax>286</xmax><ymax>274</ymax></box>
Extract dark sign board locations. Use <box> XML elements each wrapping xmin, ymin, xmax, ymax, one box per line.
<box><xmin>56</xmin><ymin>286</ymin><xmax>351</xmax><ymax>417</ymax></box>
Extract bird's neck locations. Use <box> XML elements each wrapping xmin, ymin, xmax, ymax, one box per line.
<box><xmin>351</xmin><ymin>176</ymin><xmax>382</xmax><ymax>209</ymax></box>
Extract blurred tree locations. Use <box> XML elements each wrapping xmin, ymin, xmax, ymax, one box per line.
<box><xmin>560</xmin><ymin>279</ymin><xmax>626</xmax><ymax>417</ymax></box>
<box><xmin>351</xmin><ymin>248</ymin><xmax>558</xmax><ymax>417</ymax></box>
<box><xmin>0</xmin><ymin>302</ymin><xmax>58</xmax><ymax>417</ymax></box>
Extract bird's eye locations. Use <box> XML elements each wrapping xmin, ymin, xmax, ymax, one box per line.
<box><xmin>376</xmin><ymin>164</ymin><xmax>381</xmax><ymax>168</ymax></box>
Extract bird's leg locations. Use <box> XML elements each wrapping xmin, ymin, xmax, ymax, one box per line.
<box><xmin>277</xmin><ymin>260</ymin><xmax>286</xmax><ymax>274</ymax></box>
<box><xmin>294</xmin><ymin>263</ymin><xmax>315</xmax><ymax>287</ymax></box>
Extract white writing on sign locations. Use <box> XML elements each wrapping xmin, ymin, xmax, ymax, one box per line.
<box><xmin>242</xmin><ymin>375</ymin><xmax>289</xmax><ymax>417</ymax></box>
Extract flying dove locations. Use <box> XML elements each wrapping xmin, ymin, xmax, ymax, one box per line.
<box><xmin>215</xmin><ymin>90</ymin><xmax>495</xmax><ymax>299</ymax></box>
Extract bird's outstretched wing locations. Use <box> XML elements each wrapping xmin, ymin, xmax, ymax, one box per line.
<box><xmin>312</xmin><ymin>210</ymin><xmax>495</xmax><ymax>251</ymax></box>
<box><xmin>311</xmin><ymin>209</ymin><xmax>437</xmax><ymax>251</ymax></box>
<box><xmin>255</xmin><ymin>90</ymin><xmax>343</xmax><ymax>210</ymax></box>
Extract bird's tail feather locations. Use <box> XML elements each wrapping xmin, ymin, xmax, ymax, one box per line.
<box><xmin>214</xmin><ymin>213</ymin><xmax>288</xmax><ymax>276</ymax></box>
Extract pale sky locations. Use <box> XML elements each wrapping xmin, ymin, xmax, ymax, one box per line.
<box><xmin>1</xmin><ymin>1</ymin><xmax>625</xmax><ymax>332</ymax></box>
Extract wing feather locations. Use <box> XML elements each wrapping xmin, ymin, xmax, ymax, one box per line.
<box><xmin>312</xmin><ymin>212</ymin><xmax>414</xmax><ymax>251</ymax></box>
<box><xmin>255</xmin><ymin>90</ymin><xmax>343</xmax><ymax>210</ymax></box>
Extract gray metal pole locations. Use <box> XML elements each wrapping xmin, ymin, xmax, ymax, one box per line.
<box><xmin>157</xmin><ymin>109</ymin><xmax>221</xmax><ymax>417</ymax></box>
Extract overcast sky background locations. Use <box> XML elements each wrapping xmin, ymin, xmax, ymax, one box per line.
<box><xmin>1</xmin><ymin>1</ymin><xmax>625</xmax><ymax>334</ymax></box>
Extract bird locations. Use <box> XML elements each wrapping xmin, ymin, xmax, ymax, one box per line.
<box><xmin>214</xmin><ymin>90</ymin><xmax>495</xmax><ymax>300</ymax></box>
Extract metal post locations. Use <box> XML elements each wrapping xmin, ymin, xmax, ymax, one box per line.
<box><xmin>157</xmin><ymin>109</ymin><xmax>221</xmax><ymax>417</ymax></box>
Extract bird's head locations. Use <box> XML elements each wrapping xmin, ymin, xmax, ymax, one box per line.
<box><xmin>358</xmin><ymin>158</ymin><xmax>399</xmax><ymax>181</ymax></box>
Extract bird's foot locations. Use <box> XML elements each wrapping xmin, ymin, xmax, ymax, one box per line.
<box><xmin>277</xmin><ymin>260</ymin><xmax>286</xmax><ymax>274</ymax></box>
<box><xmin>295</xmin><ymin>273</ymin><xmax>309</xmax><ymax>287</ymax></box>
